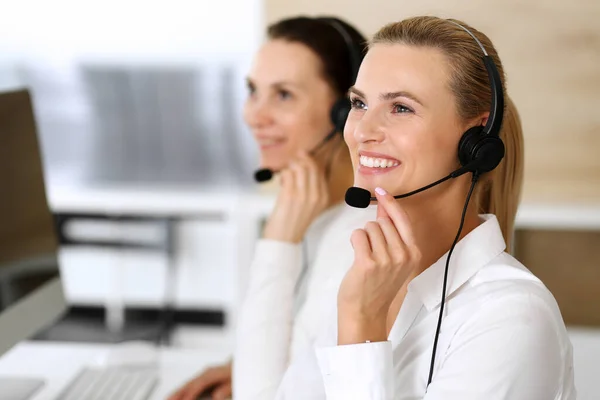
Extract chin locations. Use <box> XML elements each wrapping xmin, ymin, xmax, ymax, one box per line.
<box><xmin>353</xmin><ymin>173</ymin><xmax>400</xmax><ymax>194</ymax></box>
<box><xmin>259</xmin><ymin>157</ymin><xmax>286</xmax><ymax>172</ymax></box>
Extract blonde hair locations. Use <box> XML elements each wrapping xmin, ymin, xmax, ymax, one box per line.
<box><xmin>372</xmin><ymin>16</ymin><xmax>524</xmax><ymax>249</ymax></box>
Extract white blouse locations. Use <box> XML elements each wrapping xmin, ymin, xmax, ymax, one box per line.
<box><xmin>234</xmin><ymin>212</ymin><xmax>577</xmax><ymax>400</ymax></box>
<box><xmin>232</xmin><ymin>202</ymin><xmax>378</xmax><ymax>398</ymax></box>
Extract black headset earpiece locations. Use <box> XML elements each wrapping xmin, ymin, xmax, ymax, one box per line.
<box><xmin>330</xmin><ymin>97</ymin><xmax>352</xmax><ymax>134</ymax></box>
<box><xmin>452</xmin><ymin>21</ymin><xmax>506</xmax><ymax>176</ymax></box>
<box><xmin>457</xmin><ymin>126</ymin><xmax>505</xmax><ymax>174</ymax></box>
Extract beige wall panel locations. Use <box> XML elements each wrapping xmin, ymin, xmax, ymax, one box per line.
<box><xmin>514</xmin><ymin>229</ymin><xmax>600</xmax><ymax>327</ymax></box>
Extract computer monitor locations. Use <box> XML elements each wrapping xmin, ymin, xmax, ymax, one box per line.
<box><xmin>0</xmin><ymin>88</ymin><xmax>67</xmax><ymax>357</ymax></box>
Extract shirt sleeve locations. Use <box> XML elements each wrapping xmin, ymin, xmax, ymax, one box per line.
<box><xmin>232</xmin><ymin>238</ymin><xmax>303</xmax><ymax>400</ymax></box>
<box><xmin>316</xmin><ymin>341</ymin><xmax>394</xmax><ymax>400</ymax></box>
<box><xmin>423</xmin><ymin>293</ymin><xmax>567</xmax><ymax>400</ymax></box>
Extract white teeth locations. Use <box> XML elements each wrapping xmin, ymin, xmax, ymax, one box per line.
<box><xmin>359</xmin><ymin>156</ymin><xmax>399</xmax><ymax>168</ymax></box>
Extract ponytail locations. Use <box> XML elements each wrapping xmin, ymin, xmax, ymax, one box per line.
<box><xmin>476</xmin><ymin>95</ymin><xmax>524</xmax><ymax>251</ymax></box>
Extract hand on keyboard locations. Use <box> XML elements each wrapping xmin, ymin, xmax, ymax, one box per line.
<box><xmin>167</xmin><ymin>361</ymin><xmax>232</xmax><ymax>400</ymax></box>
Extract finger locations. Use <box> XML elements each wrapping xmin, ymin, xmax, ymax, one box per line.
<box><xmin>377</xmin><ymin>216</ymin><xmax>405</xmax><ymax>255</ymax></box>
<box><xmin>168</xmin><ymin>380</ymin><xmax>196</xmax><ymax>400</ymax></box>
<box><xmin>350</xmin><ymin>228</ymin><xmax>372</xmax><ymax>259</ymax></box>
<box><xmin>289</xmin><ymin>161</ymin><xmax>307</xmax><ymax>197</ymax></box>
<box><xmin>167</xmin><ymin>389</ymin><xmax>183</xmax><ymax>400</ymax></box>
<box><xmin>301</xmin><ymin>151</ymin><xmax>330</xmax><ymax>206</ymax></box>
<box><xmin>296</xmin><ymin>153</ymin><xmax>317</xmax><ymax>198</ymax></box>
<box><xmin>374</xmin><ymin>187</ymin><xmax>416</xmax><ymax>247</ymax></box>
<box><xmin>212</xmin><ymin>382</ymin><xmax>232</xmax><ymax>400</ymax></box>
<box><xmin>302</xmin><ymin>154</ymin><xmax>323</xmax><ymax>207</ymax></box>
<box><xmin>180</xmin><ymin>378</ymin><xmax>214</xmax><ymax>400</ymax></box>
<box><xmin>364</xmin><ymin>221</ymin><xmax>388</xmax><ymax>262</ymax></box>
<box><xmin>179</xmin><ymin>385</ymin><xmax>203</xmax><ymax>400</ymax></box>
<box><xmin>376</xmin><ymin>196</ymin><xmax>390</xmax><ymax>220</ymax></box>
<box><xmin>278</xmin><ymin>169</ymin><xmax>295</xmax><ymax>200</ymax></box>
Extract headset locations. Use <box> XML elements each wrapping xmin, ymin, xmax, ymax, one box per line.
<box><xmin>426</xmin><ymin>20</ymin><xmax>506</xmax><ymax>389</ymax></box>
<box><xmin>343</xmin><ymin>19</ymin><xmax>506</xmax><ymax>390</ymax></box>
<box><xmin>453</xmin><ymin>23</ymin><xmax>505</xmax><ymax>178</ymax></box>
<box><xmin>254</xmin><ymin>17</ymin><xmax>365</xmax><ymax>182</ymax></box>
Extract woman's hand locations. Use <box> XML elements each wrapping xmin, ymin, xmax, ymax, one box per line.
<box><xmin>337</xmin><ymin>187</ymin><xmax>421</xmax><ymax>345</ymax></box>
<box><xmin>167</xmin><ymin>361</ymin><xmax>232</xmax><ymax>400</ymax></box>
<box><xmin>262</xmin><ymin>151</ymin><xmax>330</xmax><ymax>243</ymax></box>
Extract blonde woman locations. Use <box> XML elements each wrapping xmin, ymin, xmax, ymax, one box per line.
<box><xmin>236</xmin><ymin>16</ymin><xmax>576</xmax><ymax>399</ymax></box>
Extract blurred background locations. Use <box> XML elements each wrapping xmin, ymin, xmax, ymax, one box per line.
<box><xmin>0</xmin><ymin>0</ymin><xmax>598</xmax><ymax>398</ymax></box>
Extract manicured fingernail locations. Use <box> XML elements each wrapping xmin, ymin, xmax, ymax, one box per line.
<box><xmin>375</xmin><ymin>187</ymin><xmax>387</xmax><ymax>196</ymax></box>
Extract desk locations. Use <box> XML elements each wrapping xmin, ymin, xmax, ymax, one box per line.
<box><xmin>47</xmin><ymin>184</ymin><xmax>277</xmax><ymax>340</ymax></box>
<box><xmin>2</xmin><ymin>331</ymin><xmax>600</xmax><ymax>400</ymax></box>
<box><xmin>0</xmin><ymin>341</ymin><xmax>230</xmax><ymax>400</ymax></box>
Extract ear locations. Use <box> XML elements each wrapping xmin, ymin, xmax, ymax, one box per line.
<box><xmin>480</xmin><ymin>111</ymin><xmax>490</xmax><ymax>127</ymax></box>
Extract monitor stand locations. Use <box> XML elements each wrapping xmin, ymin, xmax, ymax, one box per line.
<box><xmin>0</xmin><ymin>377</ymin><xmax>45</xmax><ymax>400</ymax></box>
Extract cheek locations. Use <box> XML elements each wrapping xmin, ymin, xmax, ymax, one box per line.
<box><xmin>295</xmin><ymin>103</ymin><xmax>333</xmax><ymax>142</ymax></box>
<box><xmin>278</xmin><ymin>110</ymin><xmax>319</xmax><ymax>150</ymax></box>
<box><xmin>306</xmin><ymin>101</ymin><xmax>333</xmax><ymax>131</ymax></box>
<box><xmin>343</xmin><ymin>119</ymin><xmax>358</xmax><ymax>158</ymax></box>
<box><xmin>400</xmin><ymin>122</ymin><xmax>461</xmax><ymax>174</ymax></box>
<box><xmin>242</xmin><ymin>101</ymin><xmax>253</xmax><ymax>128</ymax></box>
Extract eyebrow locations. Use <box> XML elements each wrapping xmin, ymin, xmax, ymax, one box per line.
<box><xmin>349</xmin><ymin>86</ymin><xmax>425</xmax><ymax>107</ymax></box>
<box><xmin>246</xmin><ymin>77</ymin><xmax>301</xmax><ymax>89</ymax></box>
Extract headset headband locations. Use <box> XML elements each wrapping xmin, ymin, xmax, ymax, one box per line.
<box><xmin>447</xmin><ymin>20</ymin><xmax>504</xmax><ymax>138</ymax></box>
<box><xmin>321</xmin><ymin>18</ymin><xmax>362</xmax><ymax>86</ymax></box>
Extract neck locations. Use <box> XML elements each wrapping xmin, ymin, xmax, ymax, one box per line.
<box><xmin>408</xmin><ymin>179</ymin><xmax>481</xmax><ymax>272</ymax></box>
<box><xmin>386</xmin><ymin>176</ymin><xmax>481</xmax><ymax>334</ymax></box>
<box><xmin>316</xmin><ymin>137</ymin><xmax>353</xmax><ymax>209</ymax></box>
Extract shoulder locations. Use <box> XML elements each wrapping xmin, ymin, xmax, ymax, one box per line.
<box><xmin>460</xmin><ymin>251</ymin><xmax>572</xmax><ymax>359</ymax></box>
<box><xmin>471</xmin><ymin>251</ymin><xmax>559</xmax><ymax>311</ymax></box>
<box><xmin>446</xmin><ymin>253</ymin><xmax>575</xmax><ymax>393</ymax></box>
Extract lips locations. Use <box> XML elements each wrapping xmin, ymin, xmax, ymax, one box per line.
<box><xmin>256</xmin><ymin>135</ymin><xmax>286</xmax><ymax>149</ymax></box>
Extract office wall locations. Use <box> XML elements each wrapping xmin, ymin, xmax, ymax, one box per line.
<box><xmin>0</xmin><ymin>0</ymin><xmax>265</xmax><ymax>189</ymax></box>
<box><xmin>265</xmin><ymin>0</ymin><xmax>600</xmax><ymax>204</ymax></box>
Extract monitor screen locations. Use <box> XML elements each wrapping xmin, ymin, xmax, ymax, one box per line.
<box><xmin>0</xmin><ymin>88</ymin><xmax>65</xmax><ymax>356</ymax></box>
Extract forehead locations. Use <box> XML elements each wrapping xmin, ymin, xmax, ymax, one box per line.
<box><xmin>249</xmin><ymin>39</ymin><xmax>323</xmax><ymax>84</ymax></box>
<box><xmin>355</xmin><ymin>43</ymin><xmax>451</xmax><ymax>99</ymax></box>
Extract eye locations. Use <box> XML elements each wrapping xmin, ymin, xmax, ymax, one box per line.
<box><xmin>350</xmin><ymin>96</ymin><xmax>366</xmax><ymax>110</ymax></box>
<box><xmin>246</xmin><ymin>82</ymin><xmax>256</xmax><ymax>97</ymax></box>
<box><xmin>393</xmin><ymin>103</ymin><xmax>413</xmax><ymax>114</ymax></box>
<box><xmin>277</xmin><ymin>89</ymin><xmax>292</xmax><ymax>100</ymax></box>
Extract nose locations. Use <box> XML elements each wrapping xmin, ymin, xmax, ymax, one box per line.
<box><xmin>244</xmin><ymin>97</ymin><xmax>274</xmax><ymax>129</ymax></box>
<box><xmin>352</xmin><ymin>109</ymin><xmax>385</xmax><ymax>144</ymax></box>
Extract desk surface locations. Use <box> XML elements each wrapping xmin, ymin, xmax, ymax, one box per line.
<box><xmin>0</xmin><ymin>341</ymin><xmax>230</xmax><ymax>400</ymax></box>
<box><xmin>3</xmin><ymin>329</ymin><xmax>600</xmax><ymax>400</ymax></box>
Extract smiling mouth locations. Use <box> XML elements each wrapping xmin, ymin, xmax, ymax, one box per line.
<box><xmin>257</xmin><ymin>137</ymin><xmax>286</xmax><ymax>148</ymax></box>
<box><xmin>357</xmin><ymin>153</ymin><xmax>401</xmax><ymax>175</ymax></box>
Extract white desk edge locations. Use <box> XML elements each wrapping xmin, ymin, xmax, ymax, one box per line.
<box><xmin>47</xmin><ymin>185</ymin><xmax>600</xmax><ymax>231</ymax></box>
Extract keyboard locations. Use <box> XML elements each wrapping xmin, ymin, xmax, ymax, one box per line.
<box><xmin>54</xmin><ymin>365</ymin><xmax>158</xmax><ymax>400</ymax></box>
